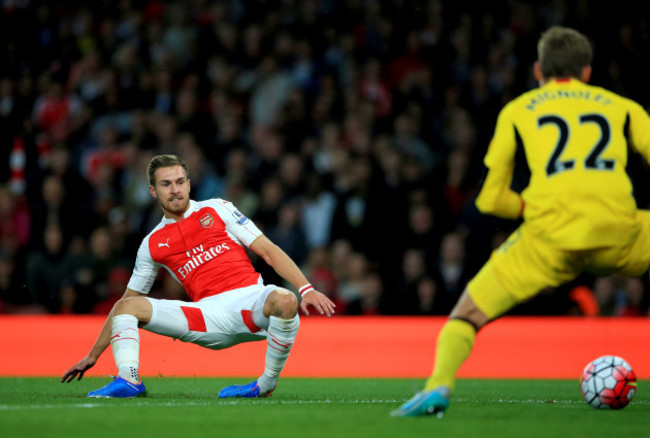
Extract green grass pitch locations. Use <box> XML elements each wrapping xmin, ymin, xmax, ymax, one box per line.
<box><xmin>1</xmin><ymin>377</ymin><xmax>648</xmax><ymax>438</ymax></box>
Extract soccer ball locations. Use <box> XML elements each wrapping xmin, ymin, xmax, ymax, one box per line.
<box><xmin>580</xmin><ymin>355</ymin><xmax>637</xmax><ymax>409</ymax></box>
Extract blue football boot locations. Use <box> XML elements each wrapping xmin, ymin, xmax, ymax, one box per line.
<box><xmin>218</xmin><ymin>380</ymin><xmax>275</xmax><ymax>398</ymax></box>
<box><xmin>390</xmin><ymin>387</ymin><xmax>450</xmax><ymax>418</ymax></box>
<box><xmin>87</xmin><ymin>376</ymin><xmax>146</xmax><ymax>398</ymax></box>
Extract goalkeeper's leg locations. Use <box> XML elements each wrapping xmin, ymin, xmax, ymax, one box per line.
<box><xmin>391</xmin><ymin>291</ymin><xmax>489</xmax><ymax>417</ymax></box>
<box><xmin>392</xmin><ymin>227</ymin><xmax>571</xmax><ymax>416</ymax></box>
<box><xmin>424</xmin><ymin>292</ymin><xmax>488</xmax><ymax>392</ymax></box>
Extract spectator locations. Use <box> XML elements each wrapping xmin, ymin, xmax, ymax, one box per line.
<box><xmin>401</xmin><ymin>202</ymin><xmax>439</xmax><ymax>262</ymax></box>
<box><xmin>254</xmin><ymin>177</ymin><xmax>284</xmax><ymax>231</ymax></box>
<box><xmin>91</xmin><ymin>266</ymin><xmax>131</xmax><ymax>315</ymax></box>
<box><xmin>222</xmin><ymin>149</ymin><xmax>259</xmax><ymax>218</ymax></box>
<box><xmin>277</xmin><ymin>153</ymin><xmax>305</xmax><ymax>200</ymax></box>
<box><xmin>33</xmin><ymin>77</ymin><xmax>83</xmax><ymax>143</ymax></box>
<box><xmin>0</xmin><ymin>250</ymin><xmax>27</xmax><ymax>312</ymax></box>
<box><xmin>73</xmin><ymin>226</ymin><xmax>131</xmax><ymax>313</ymax></box>
<box><xmin>28</xmin><ymin>144</ymin><xmax>94</xmax><ymax>215</ymax></box>
<box><xmin>302</xmin><ymin>246</ymin><xmax>342</xmax><ymax>311</ymax></box>
<box><xmin>338</xmin><ymin>251</ymin><xmax>370</xmax><ymax>307</ymax></box>
<box><xmin>594</xmin><ymin>276</ymin><xmax>646</xmax><ymax>317</ymax></box>
<box><xmin>301</xmin><ymin>173</ymin><xmax>337</xmax><ymax>250</ymax></box>
<box><xmin>79</xmin><ymin>123</ymin><xmax>126</xmax><ymax>187</ymax></box>
<box><xmin>391</xmin><ymin>248</ymin><xmax>429</xmax><ymax>314</ymax></box>
<box><xmin>330</xmin><ymin>156</ymin><xmax>374</xmax><ymax>250</ymax></box>
<box><xmin>265</xmin><ymin>201</ymin><xmax>309</xmax><ymax>268</ymax></box>
<box><xmin>121</xmin><ymin>146</ymin><xmax>157</xmax><ymax>235</ymax></box>
<box><xmin>432</xmin><ymin>231</ymin><xmax>471</xmax><ymax>308</ymax></box>
<box><xmin>25</xmin><ymin>224</ymin><xmax>78</xmax><ymax>313</ymax></box>
<box><xmin>249</xmin><ymin>56</ymin><xmax>293</xmax><ymax>127</ymax></box>
<box><xmin>177</xmin><ymin>133</ymin><xmax>225</xmax><ymax>200</ymax></box>
<box><xmin>0</xmin><ymin>185</ymin><xmax>30</xmax><ymax>251</ymax></box>
<box><xmin>442</xmin><ymin>149</ymin><xmax>475</xmax><ymax>221</ymax></box>
<box><xmin>414</xmin><ymin>276</ymin><xmax>447</xmax><ymax>315</ymax></box>
<box><xmin>358</xmin><ymin>57</ymin><xmax>392</xmax><ymax>120</ymax></box>
<box><xmin>174</xmin><ymin>88</ymin><xmax>214</xmax><ymax>148</ymax></box>
<box><xmin>346</xmin><ymin>272</ymin><xmax>384</xmax><ymax>316</ymax></box>
<box><xmin>393</xmin><ymin>112</ymin><xmax>437</xmax><ymax>173</ymax></box>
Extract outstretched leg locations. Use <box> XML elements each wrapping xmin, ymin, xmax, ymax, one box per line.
<box><xmin>391</xmin><ymin>290</ymin><xmax>489</xmax><ymax>417</ymax></box>
<box><xmin>392</xmin><ymin>226</ymin><xmax>573</xmax><ymax>417</ymax></box>
<box><xmin>424</xmin><ymin>293</ymin><xmax>488</xmax><ymax>392</ymax></box>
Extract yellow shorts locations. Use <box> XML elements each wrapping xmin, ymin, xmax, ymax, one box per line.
<box><xmin>468</xmin><ymin>211</ymin><xmax>650</xmax><ymax>319</ymax></box>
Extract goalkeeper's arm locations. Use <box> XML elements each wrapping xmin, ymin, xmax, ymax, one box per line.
<box><xmin>475</xmin><ymin>166</ymin><xmax>524</xmax><ymax>219</ymax></box>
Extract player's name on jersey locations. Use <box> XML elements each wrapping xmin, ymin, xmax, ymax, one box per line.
<box><xmin>526</xmin><ymin>89</ymin><xmax>613</xmax><ymax>111</ymax></box>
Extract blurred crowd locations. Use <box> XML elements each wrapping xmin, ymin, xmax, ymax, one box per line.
<box><xmin>1</xmin><ymin>0</ymin><xmax>649</xmax><ymax>316</ymax></box>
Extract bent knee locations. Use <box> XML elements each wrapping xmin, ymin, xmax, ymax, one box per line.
<box><xmin>266</xmin><ymin>289</ymin><xmax>298</xmax><ymax>318</ymax></box>
<box><xmin>114</xmin><ymin>296</ymin><xmax>151</xmax><ymax>322</ymax></box>
<box><xmin>449</xmin><ymin>290</ymin><xmax>490</xmax><ymax>330</ymax></box>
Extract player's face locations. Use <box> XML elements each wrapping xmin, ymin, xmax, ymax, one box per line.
<box><xmin>150</xmin><ymin>165</ymin><xmax>191</xmax><ymax>220</ymax></box>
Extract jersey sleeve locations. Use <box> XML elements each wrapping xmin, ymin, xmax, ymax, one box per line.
<box><xmin>475</xmin><ymin>105</ymin><xmax>525</xmax><ymax>219</ymax></box>
<box><xmin>213</xmin><ymin>199</ymin><xmax>263</xmax><ymax>247</ymax></box>
<box><xmin>126</xmin><ymin>235</ymin><xmax>160</xmax><ymax>294</ymax></box>
<box><xmin>627</xmin><ymin>101</ymin><xmax>650</xmax><ymax>163</ymax></box>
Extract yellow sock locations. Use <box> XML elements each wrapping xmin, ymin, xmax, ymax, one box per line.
<box><xmin>424</xmin><ymin>318</ymin><xmax>476</xmax><ymax>393</ymax></box>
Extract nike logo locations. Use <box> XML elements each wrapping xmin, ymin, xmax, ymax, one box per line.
<box><xmin>125</xmin><ymin>381</ymin><xmax>142</xmax><ymax>390</ymax></box>
<box><xmin>158</xmin><ymin>238</ymin><xmax>170</xmax><ymax>248</ymax></box>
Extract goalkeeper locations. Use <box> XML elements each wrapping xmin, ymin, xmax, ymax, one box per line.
<box><xmin>392</xmin><ymin>26</ymin><xmax>650</xmax><ymax>417</ymax></box>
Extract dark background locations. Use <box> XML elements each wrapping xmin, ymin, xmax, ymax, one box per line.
<box><xmin>0</xmin><ymin>0</ymin><xmax>648</xmax><ymax>317</ymax></box>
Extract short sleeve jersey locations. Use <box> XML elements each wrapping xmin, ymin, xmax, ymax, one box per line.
<box><xmin>127</xmin><ymin>199</ymin><xmax>263</xmax><ymax>301</ymax></box>
<box><xmin>485</xmin><ymin>78</ymin><xmax>650</xmax><ymax>249</ymax></box>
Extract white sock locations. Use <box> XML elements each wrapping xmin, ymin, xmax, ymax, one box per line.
<box><xmin>111</xmin><ymin>314</ymin><xmax>140</xmax><ymax>384</ymax></box>
<box><xmin>258</xmin><ymin>315</ymin><xmax>299</xmax><ymax>394</ymax></box>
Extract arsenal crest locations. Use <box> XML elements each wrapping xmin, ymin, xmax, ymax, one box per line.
<box><xmin>199</xmin><ymin>213</ymin><xmax>214</xmax><ymax>228</ymax></box>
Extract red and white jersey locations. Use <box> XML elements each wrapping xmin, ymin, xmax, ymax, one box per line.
<box><xmin>127</xmin><ymin>199</ymin><xmax>263</xmax><ymax>301</ymax></box>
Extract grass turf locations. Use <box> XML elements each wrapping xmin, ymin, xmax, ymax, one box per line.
<box><xmin>0</xmin><ymin>377</ymin><xmax>647</xmax><ymax>438</ymax></box>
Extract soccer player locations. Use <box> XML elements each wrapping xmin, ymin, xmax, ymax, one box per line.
<box><xmin>392</xmin><ymin>26</ymin><xmax>650</xmax><ymax>417</ymax></box>
<box><xmin>61</xmin><ymin>154</ymin><xmax>336</xmax><ymax>398</ymax></box>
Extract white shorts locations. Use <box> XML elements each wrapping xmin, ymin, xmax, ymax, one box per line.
<box><xmin>143</xmin><ymin>283</ymin><xmax>277</xmax><ymax>350</ymax></box>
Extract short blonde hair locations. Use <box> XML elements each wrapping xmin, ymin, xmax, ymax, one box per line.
<box><xmin>537</xmin><ymin>26</ymin><xmax>592</xmax><ymax>79</ymax></box>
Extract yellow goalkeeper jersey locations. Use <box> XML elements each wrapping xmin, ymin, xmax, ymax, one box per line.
<box><xmin>476</xmin><ymin>78</ymin><xmax>650</xmax><ymax>249</ymax></box>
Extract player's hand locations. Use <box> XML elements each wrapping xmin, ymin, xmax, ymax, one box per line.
<box><xmin>61</xmin><ymin>356</ymin><xmax>97</xmax><ymax>383</ymax></box>
<box><xmin>300</xmin><ymin>290</ymin><xmax>336</xmax><ymax>317</ymax></box>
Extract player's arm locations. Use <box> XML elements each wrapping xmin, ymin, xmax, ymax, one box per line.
<box><xmin>627</xmin><ymin>102</ymin><xmax>650</xmax><ymax>164</ymax></box>
<box><xmin>475</xmin><ymin>107</ymin><xmax>525</xmax><ymax>219</ymax></box>
<box><xmin>475</xmin><ymin>166</ymin><xmax>524</xmax><ymax>219</ymax></box>
<box><xmin>249</xmin><ymin>235</ymin><xmax>336</xmax><ymax>316</ymax></box>
<box><xmin>214</xmin><ymin>199</ymin><xmax>335</xmax><ymax>316</ymax></box>
<box><xmin>61</xmin><ymin>288</ymin><xmax>145</xmax><ymax>383</ymax></box>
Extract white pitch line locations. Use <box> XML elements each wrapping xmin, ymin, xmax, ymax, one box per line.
<box><xmin>1</xmin><ymin>397</ymin><xmax>647</xmax><ymax>411</ymax></box>
<box><xmin>0</xmin><ymin>399</ymin><xmax>401</xmax><ymax>411</ymax></box>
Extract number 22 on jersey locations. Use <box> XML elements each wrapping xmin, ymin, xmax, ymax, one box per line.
<box><xmin>539</xmin><ymin>113</ymin><xmax>615</xmax><ymax>176</ymax></box>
